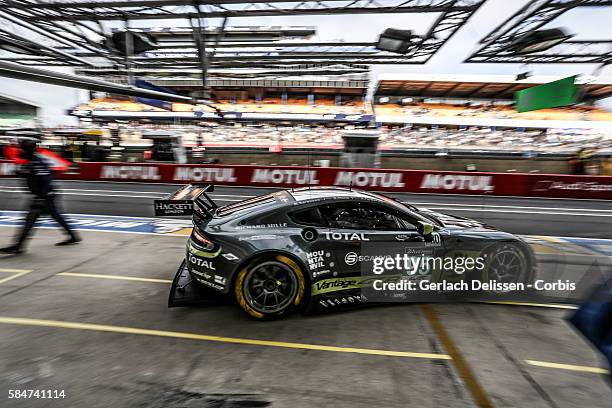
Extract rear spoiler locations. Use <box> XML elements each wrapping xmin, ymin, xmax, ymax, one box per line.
<box><xmin>154</xmin><ymin>184</ymin><xmax>217</xmax><ymax>219</ymax></box>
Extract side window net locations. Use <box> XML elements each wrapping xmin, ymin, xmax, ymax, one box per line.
<box><xmin>321</xmin><ymin>204</ymin><xmax>402</xmax><ymax>231</ymax></box>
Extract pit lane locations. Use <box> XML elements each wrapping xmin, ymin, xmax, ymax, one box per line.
<box><xmin>2</xmin><ymin>179</ymin><xmax>612</xmax><ymax>238</ymax></box>
<box><xmin>1</xmin><ymin>180</ymin><xmax>611</xmax><ymax>407</ymax></box>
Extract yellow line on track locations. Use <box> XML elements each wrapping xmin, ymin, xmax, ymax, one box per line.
<box><xmin>420</xmin><ymin>304</ymin><xmax>494</xmax><ymax>408</ymax></box>
<box><xmin>0</xmin><ymin>316</ymin><xmax>450</xmax><ymax>360</ymax></box>
<box><xmin>0</xmin><ymin>269</ymin><xmax>32</xmax><ymax>284</ymax></box>
<box><xmin>525</xmin><ymin>360</ymin><xmax>609</xmax><ymax>374</ymax></box>
<box><xmin>0</xmin><ymin>268</ymin><xmax>32</xmax><ymax>273</ymax></box>
<box><xmin>57</xmin><ymin>272</ymin><xmax>172</xmax><ymax>284</ymax></box>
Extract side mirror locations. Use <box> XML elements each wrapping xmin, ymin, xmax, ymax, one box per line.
<box><xmin>416</xmin><ymin>221</ymin><xmax>434</xmax><ymax>237</ymax></box>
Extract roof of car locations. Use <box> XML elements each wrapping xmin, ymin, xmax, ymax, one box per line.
<box><xmin>288</xmin><ymin>187</ymin><xmax>385</xmax><ymax>203</ymax></box>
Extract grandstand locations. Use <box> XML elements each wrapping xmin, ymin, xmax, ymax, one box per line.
<box><xmin>374</xmin><ymin>74</ymin><xmax>612</xmax><ymax>126</ymax></box>
<box><xmin>70</xmin><ymin>70</ymin><xmax>373</xmax><ymax>123</ymax></box>
<box><xmin>70</xmin><ymin>74</ymin><xmax>612</xmax><ymax>133</ymax></box>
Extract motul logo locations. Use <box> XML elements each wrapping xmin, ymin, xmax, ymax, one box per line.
<box><xmin>420</xmin><ymin>174</ymin><xmax>494</xmax><ymax>191</ymax></box>
<box><xmin>174</xmin><ymin>167</ymin><xmax>237</xmax><ymax>182</ymax></box>
<box><xmin>100</xmin><ymin>166</ymin><xmax>160</xmax><ymax>180</ymax></box>
<box><xmin>334</xmin><ymin>172</ymin><xmax>405</xmax><ymax>188</ymax></box>
<box><xmin>251</xmin><ymin>169</ymin><xmax>319</xmax><ymax>185</ymax></box>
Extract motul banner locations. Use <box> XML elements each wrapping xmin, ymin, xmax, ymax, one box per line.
<box><xmin>1</xmin><ymin>160</ymin><xmax>611</xmax><ymax>199</ymax></box>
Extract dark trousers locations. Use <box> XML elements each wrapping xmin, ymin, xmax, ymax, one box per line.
<box><xmin>15</xmin><ymin>194</ymin><xmax>76</xmax><ymax>249</ymax></box>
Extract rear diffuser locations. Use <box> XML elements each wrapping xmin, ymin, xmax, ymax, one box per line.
<box><xmin>168</xmin><ymin>259</ymin><xmax>225</xmax><ymax>307</ymax></box>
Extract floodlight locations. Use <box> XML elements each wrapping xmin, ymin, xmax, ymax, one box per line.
<box><xmin>376</xmin><ymin>29</ymin><xmax>420</xmax><ymax>54</ymax></box>
<box><xmin>508</xmin><ymin>28</ymin><xmax>573</xmax><ymax>55</ymax></box>
<box><xmin>105</xmin><ymin>30</ymin><xmax>157</xmax><ymax>56</ymax></box>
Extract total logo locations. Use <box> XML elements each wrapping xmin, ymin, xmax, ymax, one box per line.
<box><xmin>323</xmin><ymin>231</ymin><xmax>369</xmax><ymax>241</ymax></box>
<box><xmin>188</xmin><ymin>254</ymin><xmax>216</xmax><ymax>270</ymax></box>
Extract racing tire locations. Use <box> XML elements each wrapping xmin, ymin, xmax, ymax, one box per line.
<box><xmin>481</xmin><ymin>242</ymin><xmax>531</xmax><ymax>292</ymax></box>
<box><xmin>234</xmin><ymin>254</ymin><xmax>306</xmax><ymax>320</ymax></box>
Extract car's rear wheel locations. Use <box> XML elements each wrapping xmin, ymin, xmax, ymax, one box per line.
<box><xmin>482</xmin><ymin>243</ymin><xmax>530</xmax><ymax>290</ymax></box>
<box><xmin>234</xmin><ymin>255</ymin><xmax>305</xmax><ymax>319</ymax></box>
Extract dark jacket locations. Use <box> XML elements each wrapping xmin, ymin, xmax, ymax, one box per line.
<box><xmin>18</xmin><ymin>155</ymin><xmax>54</xmax><ymax>198</ymax></box>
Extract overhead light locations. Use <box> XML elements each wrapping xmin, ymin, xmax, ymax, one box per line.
<box><xmin>376</xmin><ymin>28</ymin><xmax>420</xmax><ymax>54</ymax></box>
<box><xmin>515</xmin><ymin>71</ymin><xmax>531</xmax><ymax>81</ymax></box>
<box><xmin>379</xmin><ymin>97</ymin><xmax>390</xmax><ymax>103</ymax></box>
<box><xmin>104</xmin><ymin>30</ymin><xmax>158</xmax><ymax>56</ymax></box>
<box><xmin>508</xmin><ymin>28</ymin><xmax>573</xmax><ymax>55</ymax></box>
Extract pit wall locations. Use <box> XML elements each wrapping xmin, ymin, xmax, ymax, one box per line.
<box><xmin>145</xmin><ymin>151</ymin><xmax>600</xmax><ymax>174</ymax></box>
<box><xmin>1</xmin><ymin>160</ymin><xmax>611</xmax><ymax>199</ymax></box>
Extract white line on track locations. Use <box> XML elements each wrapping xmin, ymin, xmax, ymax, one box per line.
<box><xmin>412</xmin><ymin>202</ymin><xmax>612</xmax><ymax>213</ymax></box>
<box><xmin>2</xmin><ymin>187</ymin><xmax>611</xmax><ymax>214</ymax></box>
<box><xmin>1</xmin><ymin>187</ymin><xmax>254</xmax><ymax>198</ymax></box>
<box><xmin>0</xmin><ymin>188</ymin><xmax>246</xmax><ymax>201</ymax></box>
<box><xmin>425</xmin><ymin>207</ymin><xmax>612</xmax><ymax>217</ymax></box>
<box><xmin>2</xmin><ymin>211</ymin><xmax>612</xmax><ymax>243</ymax></box>
<box><xmin>2</xmin><ymin>178</ymin><xmax>612</xmax><ymax>202</ymax></box>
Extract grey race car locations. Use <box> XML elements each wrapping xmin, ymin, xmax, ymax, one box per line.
<box><xmin>155</xmin><ymin>185</ymin><xmax>536</xmax><ymax>319</ymax></box>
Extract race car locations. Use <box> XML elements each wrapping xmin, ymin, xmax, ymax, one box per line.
<box><xmin>155</xmin><ymin>185</ymin><xmax>536</xmax><ymax>319</ymax></box>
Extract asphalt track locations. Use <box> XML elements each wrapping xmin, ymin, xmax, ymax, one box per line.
<box><xmin>1</xmin><ymin>178</ymin><xmax>611</xmax><ymax>407</ymax></box>
<box><xmin>1</xmin><ymin>179</ymin><xmax>612</xmax><ymax>238</ymax></box>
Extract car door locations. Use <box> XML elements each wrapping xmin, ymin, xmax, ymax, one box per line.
<box><xmin>319</xmin><ymin>201</ymin><xmax>441</xmax><ymax>278</ymax></box>
<box><xmin>288</xmin><ymin>205</ymin><xmax>337</xmax><ymax>280</ymax></box>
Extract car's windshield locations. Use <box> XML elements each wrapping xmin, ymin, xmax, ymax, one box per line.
<box><xmin>364</xmin><ymin>191</ymin><xmax>443</xmax><ymax>226</ymax></box>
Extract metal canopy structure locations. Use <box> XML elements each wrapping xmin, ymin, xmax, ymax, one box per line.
<box><xmin>1</xmin><ymin>0</ymin><xmax>484</xmax><ymax>20</ymax></box>
<box><xmin>375</xmin><ymin>75</ymin><xmax>612</xmax><ymax>101</ymax></box>
<box><xmin>0</xmin><ymin>1</ymin><xmax>486</xmax><ymax>74</ymax></box>
<box><xmin>466</xmin><ymin>0</ymin><xmax>612</xmax><ymax>64</ymax></box>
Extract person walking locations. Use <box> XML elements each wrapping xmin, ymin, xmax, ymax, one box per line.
<box><xmin>1</xmin><ymin>137</ymin><xmax>80</xmax><ymax>255</ymax></box>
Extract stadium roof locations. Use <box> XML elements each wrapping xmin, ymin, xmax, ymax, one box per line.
<box><xmin>466</xmin><ymin>0</ymin><xmax>612</xmax><ymax>64</ymax></box>
<box><xmin>375</xmin><ymin>74</ymin><xmax>612</xmax><ymax>101</ymax></box>
<box><xmin>0</xmin><ymin>1</ymin><xmax>486</xmax><ymax>72</ymax></box>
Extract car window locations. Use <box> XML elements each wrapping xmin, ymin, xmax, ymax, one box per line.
<box><xmin>290</xmin><ymin>207</ymin><xmax>327</xmax><ymax>227</ymax></box>
<box><xmin>320</xmin><ymin>203</ymin><xmax>404</xmax><ymax>231</ymax></box>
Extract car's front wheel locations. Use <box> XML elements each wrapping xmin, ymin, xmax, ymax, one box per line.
<box><xmin>234</xmin><ymin>255</ymin><xmax>306</xmax><ymax>319</ymax></box>
<box><xmin>482</xmin><ymin>243</ymin><xmax>531</xmax><ymax>290</ymax></box>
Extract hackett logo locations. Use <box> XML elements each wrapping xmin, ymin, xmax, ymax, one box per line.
<box><xmin>174</xmin><ymin>167</ymin><xmax>237</xmax><ymax>182</ymax></box>
<box><xmin>334</xmin><ymin>172</ymin><xmax>405</xmax><ymax>188</ymax></box>
<box><xmin>251</xmin><ymin>169</ymin><xmax>319</xmax><ymax>185</ymax></box>
<box><xmin>420</xmin><ymin>174</ymin><xmax>494</xmax><ymax>191</ymax></box>
<box><xmin>100</xmin><ymin>166</ymin><xmax>160</xmax><ymax>180</ymax></box>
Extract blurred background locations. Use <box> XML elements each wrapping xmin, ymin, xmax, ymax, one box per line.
<box><xmin>0</xmin><ymin>2</ymin><xmax>611</xmax><ymax>408</ymax></box>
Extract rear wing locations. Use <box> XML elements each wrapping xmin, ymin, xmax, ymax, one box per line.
<box><xmin>154</xmin><ymin>184</ymin><xmax>217</xmax><ymax>219</ymax></box>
